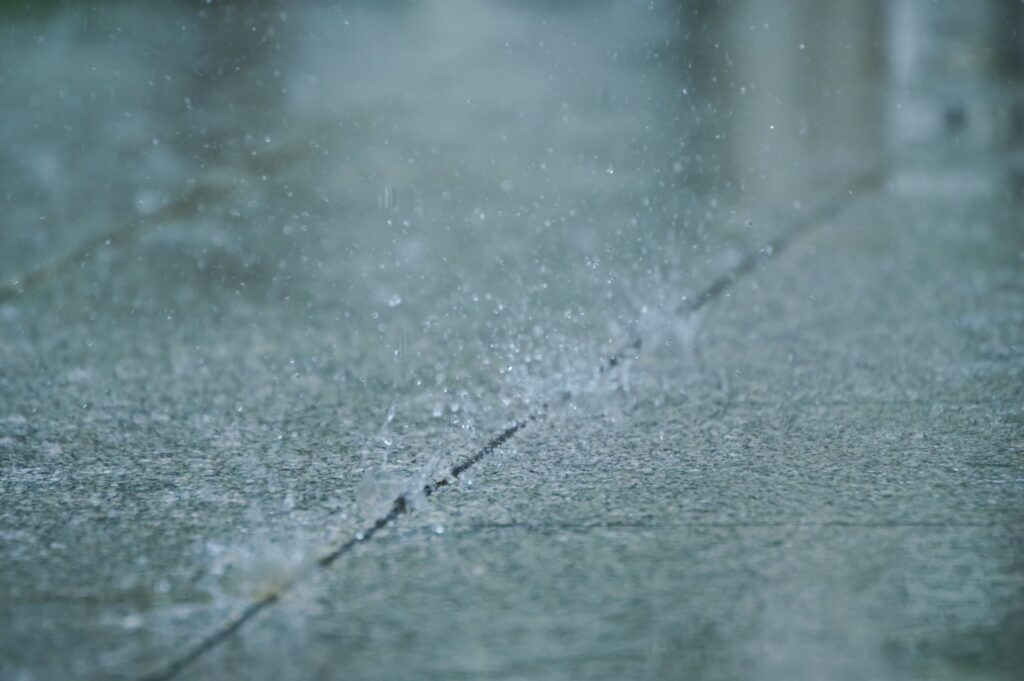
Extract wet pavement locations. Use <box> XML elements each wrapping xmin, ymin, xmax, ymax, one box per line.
<box><xmin>1</xmin><ymin>2</ymin><xmax>1022</xmax><ymax>680</ymax></box>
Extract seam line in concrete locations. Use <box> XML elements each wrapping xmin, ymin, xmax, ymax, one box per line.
<box><xmin>0</xmin><ymin>183</ymin><xmax>230</xmax><ymax>303</ymax></box>
<box><xmin>454</xmin><ymin>520</ymin><xmax>1015</xmax><ymax>533</ymax></box>
<box><xmin>0</xmin><ymin>144</ymin><xmax>311</xmax><ymax>302</ymax></box>
<box><xmin>141</xmin><ymin>167</ymin><xmax>882</xmax><ymax>681</ymax></box>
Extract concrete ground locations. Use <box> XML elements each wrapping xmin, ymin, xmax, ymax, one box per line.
<box><xmin>1</xmin><ymin>2</ymin><xmax>1022</xmax><ymax>680</ymax></box>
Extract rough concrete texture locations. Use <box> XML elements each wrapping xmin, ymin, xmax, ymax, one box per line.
<box><xmin>181</xmin><ymin>187</ymin><xmax>1024</xmax><ymax>681</ymax></box>
<box><xmin>1</xmin><ymin>2</ymin><xmax>1022</xmax><ymax>681</ymax></box>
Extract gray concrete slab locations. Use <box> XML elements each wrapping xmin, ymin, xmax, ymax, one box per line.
<box><xmin>1</xmin><ymin>3</ymin><xmax>756</xmax><ymax>678</ymax></box>
<box><xmin>179</xmin><ymin>185</ymin><xmax>1024</xmax><ymax>681</ymax></box>
<box><xmin>1</xmin><ymin>2</ymin><xmax>1022</xmax><ymax>680</ymax></box>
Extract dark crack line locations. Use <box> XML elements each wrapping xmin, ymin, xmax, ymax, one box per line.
<box><xmin>143</xmin><ymin>597</ymin><xmax>277</xmax><ymax>681</ymax></box>
<box><xmin>680</xmin><ymin>168</ymin><xmax>883</xmax><ymax>316</ymax></box>
<box><xmin>599</xmin><ymin>168</ymin><xmax>883</xmax><ymax>374</ymax></box>
<box><xmin>0</xmin><ymin>143</ymin><xmax>312</xmax><ymax>303</ymax></box>
<box><xmin>0</xmin><ymin>182</ymin><xmax>232</xmax><ymax>303</ymax></box>
<box><xmin>452</xmin><ymin>519</ymin><xmax>1017</xmax><ymax>534</ymax></box>
<box><xmin>141</xmin><ymin>418</ymin><xmax>534</xmax><ymax>681</ymax></box>
<box><xmin>142</xmin><ymin>168</ymin><xmax>881</xmax><ymax>681</ymax></box>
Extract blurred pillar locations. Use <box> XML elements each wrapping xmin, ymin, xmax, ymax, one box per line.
<box><xmin>886</xmin><ymin>0</ymin><xmax>1024</xmax><ymax>195</ymax></box>
<box><xmin>178</xmin><ymin>0</ymin><xmax>293</xmax><ymax>166</ymax></box>
<box><xmin>704</xmin><ymin>0</ymin><xmax>882</xmax><ymax>205</ymax></box>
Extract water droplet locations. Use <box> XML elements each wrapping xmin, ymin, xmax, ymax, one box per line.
<box><xmin>121</xmin><ymin>614</ymin><xmax>144</xmax><ymax>630</ymax></box>
<box><xmin>388</xmin><ymin>294</ymin><xmax>402</xmax><ymax>307</ymax></box>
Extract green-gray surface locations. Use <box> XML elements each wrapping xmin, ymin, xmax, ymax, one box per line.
<box><xmin>181</xmin><ymin>187</ymin><xmax>1024</xmax><ymax>681</ymax></box>
<box><xmin>1</xmin><ymin>2</ymin><xmax>1022</xmax><ymax>681</ymax></box>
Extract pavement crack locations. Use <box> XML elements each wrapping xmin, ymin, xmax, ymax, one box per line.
<box><xmin>141</xmin><ymin>417</ymin><xmax>535</xmax><ymax>681</ymax></box>
<box><xmin>678</xmin><ymin>168</ymin><xmax>883</xmax><ymax>316</ymax></box>
<box><xmin>0</xmin><ymin>183</ymin><xmax>229</xmax><ymax>303</ymax></box>
<box><xmin>141</xmin><ymin>168</ymin><xmax>881</xmax><ymax>681</ymax></box>
<box><xmin>0</xmin><ymin>144</ymin><xmax>312</xmax><ymax>302</ymax></box>
<box><xmin>453</xmin><ymin>519</ymin><xmax>1014</xmax><ymax>535</ymax></box>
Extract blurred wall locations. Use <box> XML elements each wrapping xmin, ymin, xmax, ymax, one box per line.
<box><xmin>675</xmin><ymin>0</ymin><xmax>1021</xmax><ymax>203</ymax></box>
<box><xmin>887</xmin><ymin>0</ymin><xmax>1024</xmax><ymax>195</ymax></box>
<box><xmin>679</xmin><ymin>0</ymin><xmax>882</xmax><ymax>205</ymax></box>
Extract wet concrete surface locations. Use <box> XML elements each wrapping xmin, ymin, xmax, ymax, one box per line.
<box><xmin>181</xmin><ymin>181</ymin><xmax>1024</xmax><ymax>681</ymax></box>
<box><xmin>1</xmin><ymin>2</ymin><xmax>1022</xmax><ymax>680</ymax></box>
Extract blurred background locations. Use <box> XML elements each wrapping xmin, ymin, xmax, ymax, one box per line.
<box><xmin>2</xmin><ymin>0</ymin><xmax>1021</xmax><ymax>307</ymax></box>
<box><xmin>2</xmin><ymin>0</ymin><xmax>1022</xmax><ymax>296</ymax></box>
<box><xmin>1</xmin><ymin>1</ymin><xmax>1022</xmax><ymax>678</ymax></box>
<box><xmin>1</xmin><ymin>0</ymin><xmax>1019</xmax><ymax>434</ymax></box>
<box><xmin>2</xmin><ymin>0</ymin><xmax>1021</xmax><ymax>388</ymax></box>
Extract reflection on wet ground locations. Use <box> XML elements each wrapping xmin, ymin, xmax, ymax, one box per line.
<box><xmin>1</xmin><ymin>1</ymin><xmax>1022</xmax><ymax>680</ymax></box>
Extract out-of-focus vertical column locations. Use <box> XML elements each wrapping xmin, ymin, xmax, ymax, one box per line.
<box><xmin>721</xmin><ymin>0</ymin><xmax>882</xmax><ymax>205</ymax></box>
<box><xmin>886</xmin><ymin>0</ymin><xmax>1023</xmax><ymax>196</ymax></box>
